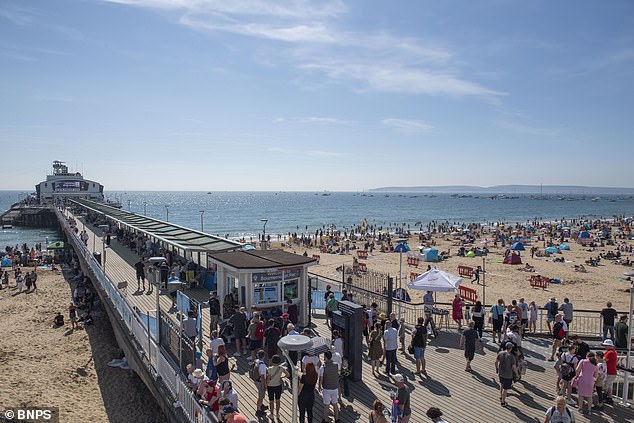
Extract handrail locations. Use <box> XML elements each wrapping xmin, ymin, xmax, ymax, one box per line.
<box><xmin>56</xmin><ymin>208</ymin><xmax>218</xmax><ymax>423</ymax></box>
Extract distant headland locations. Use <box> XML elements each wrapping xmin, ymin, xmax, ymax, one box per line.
<box><xmin>369</xmin><ymin>185</ymin><xmax>634</xmax><ymax>194</ymax></box>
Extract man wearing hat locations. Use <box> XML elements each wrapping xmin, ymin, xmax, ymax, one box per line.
<box><xmin>602</xmin><ymin>339</ymin><xmax>617</xmax><ymax>404</ymax></box>
<box><xmin>220</xmin><ymin>405</ymin><xmax>248</xmax><ymax>423</ymax></box>
<box><xmin>393</xmin><ymin>374</ymin><xmax>411</xmax><ymax>422</ymax></box>
<box><xmin>276</xmin><ymin>312</ymin><xmax>290</xmax><ymax>336</ymax></box>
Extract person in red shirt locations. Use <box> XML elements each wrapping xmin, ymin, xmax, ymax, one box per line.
<box><xmin>220</xmin><ymin>405</ymin><xmax>248</xmax><ymax>423</ymax></box>
<box><xmin>602</xmin><ymin>339</ymin><xmax>618</xmax><ymax>404</ymax></box>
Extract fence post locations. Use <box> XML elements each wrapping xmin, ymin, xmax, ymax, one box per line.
<box><xmin>387</xmin><ymin>276</ymin><xmax>393</xmax><ymax>315</ymax></box>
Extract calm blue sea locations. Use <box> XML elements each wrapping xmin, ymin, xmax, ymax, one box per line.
<box><xmin>1</xmin><ymin>190</ymin><xmax>633</xmax><ymax>247</ymax></box>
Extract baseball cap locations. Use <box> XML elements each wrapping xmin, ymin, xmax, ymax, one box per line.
<box><xmin>393</xmin><ymin>374</ymin><xmax>404</xmax><ymax>383</ymax></box>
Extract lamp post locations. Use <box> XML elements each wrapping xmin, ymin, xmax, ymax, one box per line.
<box><xmin>165</xmin><ymin>205</ymin><xmax>169</xmax><ymax>222</ymax></box>
<box><xmin>199</xmin><ymin>210</ymin><xmax>204</xmax><ymax>232</ymax></box>
<box><xmin>278</xmin><ymin>335</ymin><xmax>313</xmax><ymax>423</ymax></box>
<box><xmin>622</xmin><ymin>269</ymin><xmax>634</xmax><ymax>406</ymax></box>
<box><xmin>394</xmin><ymin>239</ymin><xmax>410</xmax><ymax>316</ymax></box>
<box><xmin>143</xmin><ymin>202</ymin><xmax>147</xmax><ymax>216</ymax></box>
<box><xmin>261</xmin><ymin>218</ymin><xmax>268</xmax><ymax>251</ymax></box>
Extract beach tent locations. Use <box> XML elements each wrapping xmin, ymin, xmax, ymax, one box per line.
<box><xmin>545</xmin><ymin>247</ymin><xmax>559</xmax><ymax>254</ymax></box>
<box><xmin>510</xmin><ymin>242</ymin><xmax>525</xmax><ymax>251</ymax></box>
<box><xmin>559</xmin><ymin>244</ymin><xmax>571</xmax><ymax>250</ymax></box>
<box><xmin>503</xmin><ymin>253</ymin><xmax>522</xmax><ymax>265</ymax></box>
<box><xmin>579</xmin><ymin>231</ymin><xmax>590</xmax><ymax>238</ymax></box>
<box><xmin>392</xmin><ymin>287</ymin><xmax>411</xmax><ymax>302</ymax></box>
<box><xmin>0</xmin><ymin>257</ymin><xmax>11</xmax><ymax>267</ymax></box>
<box><xmin>47</xmin><ymin>241</ymin><xmax>65</xmax><ymax>250</ymax></box>
<box><xmin>420</xmin><ymin>248</ymin><xmax>439</xmax><ymax>262</ymax></box>
<box><xmin>407</xmin><ymin>269</ymin><xmax>462</xmax><ymax>292</ymax></box>
<box><xmin>465</xmin><ymin>251</ymin><xmax>476</xmax><ymax>258</ymax></box>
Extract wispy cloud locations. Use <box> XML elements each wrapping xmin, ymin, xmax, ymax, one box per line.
<box><xmin>0</xmin><ymin>4</ymin><xmax>41</xmax><ymax>26</ymax></box>
<box><xmin>381</xmin><ymin>118</ymin><xmax>433</xmax><ymax>134</ymax></box>
<box><xmin>492</xmin><ymin>118</ymin><xmax>563</xmax><ymax>137</ymax></box>
<box><xmin>275</xmin><ymin>116</ymin><xmax>353</xmax><ymax>125</ymax></box>
<box><xmin>102</xmin><ymin>0</ymin><xmax>504</xmax><ymax>100</ymax></box>
<box><xmin>268</xmin><ymin>146</ymin><xmax>344</xmax><ymax>158</ymax></box>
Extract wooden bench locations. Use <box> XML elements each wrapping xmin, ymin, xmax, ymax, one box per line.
<box><xmin>458</xmin><ymin>265</ymin><xmax>474</xmax><ymax>278</ymax></box>
<box><xmin>530</xmin><ymin>275</ymin><xmax>549</xmax><ymax>289</ymax></box>
<box><xmin>458</xmin><ymin>285</ymin><xmax>478</xmax><ymax>303</ymax></box>
<box><xmin>357</xmin><ymin>250</ymin><xmax>368</xmax><ymax>259</ymax></box>
<box><xmin>312</xmin><ymin>254</ymin><xmax>320</xmax><ymax>264</ymax></box>
<box><xmin>407</xmin><ymin>256</ymin><xmax>419</xmax><ymax>267</ymax></box>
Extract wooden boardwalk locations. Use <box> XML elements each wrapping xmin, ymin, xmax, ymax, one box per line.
<box><xmin>78</xmin><ymin>217</ymin><xmax>634</xmax><ymax>423</ymax></box>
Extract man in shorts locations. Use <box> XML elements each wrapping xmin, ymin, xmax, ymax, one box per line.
<box><xmin>253</xmin><ymin>350</ymin><xmax>268</xmax><ymax>417</ymax></box>
<box><xmin>495</xmin><ymin>342</ymin><xmax>517</xmax><ymax>407</ymax></box>
<box><xmin>394</xmin><ymin>374</ymin><xmax>411</xmax><ymax>422</ymax></box>
<box><xmin>318</xmin><ymin>351</ymin><xmax>340</xmax><ymax>423</ymax></box>
<box><xmin>247</xmin><ymin>313</ymin><xmax>264</xmax><ymax>362</ymax></box>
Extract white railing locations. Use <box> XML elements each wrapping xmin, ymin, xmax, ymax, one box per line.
<box><xmin>56</xmin><ymin>209</ymin><xmax>217</xmax><ymax>423</ymax></box>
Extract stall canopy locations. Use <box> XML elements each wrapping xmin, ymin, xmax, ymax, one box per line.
<box><xmin>407</xmin><ymin>269</ymin><xmax>462</xmax><ymax>292</ymax></box>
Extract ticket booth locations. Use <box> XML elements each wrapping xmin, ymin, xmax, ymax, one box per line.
<box><xmin>207</xmin><ymin>250</ymin><xmax>317</xmax><ymax>325</ymax></box>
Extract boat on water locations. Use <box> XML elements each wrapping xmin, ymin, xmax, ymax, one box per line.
<box><xmin>35</xmin><ymin>160</ymin><xmax>104</xmax><ymax>204</ymax></box>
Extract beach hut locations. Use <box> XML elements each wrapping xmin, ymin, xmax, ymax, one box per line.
<box><xmin>420</xmin><ymin>247</ymin><xmax>439</xmax><ymax>262</ymax></box>
<box><xmin>503</xmin><ymin>253</ymin><xmax>522</xmax><ymax>265</ymax></box>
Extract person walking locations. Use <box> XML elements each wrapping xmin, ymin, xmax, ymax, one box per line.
<box><xmin>528</xmin><ymin>301</ymin><xmax>538</xmax><ymax>334</ymax></box>
<box><xmin>452</xmin><ymin>294</ymin><xmax>465</xmax><ymax>330</ymax></box>
<box><xmin>252</xmin><ymin>350</ymin><xmax>268</xmax><ymax>417</ymax></box>
<box><xmin>298</xmin><ymin>362</ymin><xmax>317</xmax><ymax>423</ymax></box>
<box><xmin>410</xmin><ymin>317</ymin><xmax>428</xmax><ymax>375</ymax></box>
<box><xmin>393</xmin><ymin>374</ymin><xmax>411</xmax><ymax>423</ymax></box>
<box><xmin>559</xmin><ymin>298</ymin><xmax>574</xmax><ymax>332</ymax></box>
<box><xmin>318</xmin><ymin>351</ymin><xmax>340</xmax><ymax>423</ymax></box>
<box><xmin>558</xmin><ymin>344</ymin><xmax>579</xmax><ymax>405</ymax></box>
<box><xmin>615</xmin><ymin>314</ymin><xmax>629</xmax><ymax>349</ymax></box>
<box><xmin>134</xmin><ymin>257</ymin><xmax>146</xmax><ymax>291</ymax></box>
<box><xmin>471</xmin><ymin>300</ymin><xmax>485</xmax><ymax>338</ymax></box>
<box><xmin>461</xmin><ymin>321</ymin><xmax>480</xmax><ymax>372</ymax></box>
<box><xmin>266</xmin><ymin>355</ymin><xmax>287</xmax><ymax>420</ymax></box>
<box><xmin>214</xmin><ymin>344</ymin><xmax>231</xmax><ymax>384</ymax></box>
<box><xmin>544</xmin><ymin>297</ymin><xmax>559</xmax><ymax>334</ymax></box>
<box><xmin>549</xmin><ymin>314</ymin><xmax>568</xmax><ymax>361</ymax></box>
<box><xmin>490</xmin><ymin>299</ymin><xmax>506</xmax><ymax>344</ymax></box>
<box><xmin>208</xmin><ymin>291</ymin><xmax>221</xmax><ymax>334</ymax></box>
<box><xmin>544</xmin><ymin>396</ymin><xmax>576</xmax><ymax>423</ymax></box>
<box><xmin>228</xmin><ymin>305</ymin><xmax>247</xmax><ymax>356</ymax></box>
<box><xmin>383</xmin><ymin>320</ymin><xmax>399</xmax><ymax>377</ymax></box>
<box><xmin>600</xmin><ymin>302</ymin><xmax>617</xmax><ymax>341</ymax></box>
<box><xmin>368</xmin><ymin>322</ymin><xmax>383</xmax><ymax>376</ymax></box>
<box><xmin>495</xmin><ymin>342</ymin><xmax>518</xmax><ymax>407</ymax></box>
<box><xmin>574</xmin><ymin>351</ymin><xmax>598</xmax><ymax>415</ymax></box>
<box><xmin>471</xmin><ymin>265</ymin><xmax>481</xmax><ymax>284</ymax></box>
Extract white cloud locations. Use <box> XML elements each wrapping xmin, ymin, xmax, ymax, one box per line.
<box><xmin>268</xmin><ymin>146</ymin><xmax>344</xmax><ymax>158</ymax></box>
<box><xmin>381</xmin><ymin>118</ymin><xmax>433</xmax><ymax>134</ymax></box>
<box><xmin>274</xmin><ymin>116</ymin><xmax>353</xmax><ymax>125</ymax></box>
<box><xmin>0</xmin><ymin>4</ymin><xmax>40</xmax><ymax>25</ymax></box>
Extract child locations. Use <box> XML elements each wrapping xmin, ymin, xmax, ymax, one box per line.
<box><xmin>595</xmin><ymin>351</ymin><xmax>607</xmax><ymax>409</ymax></box>
<box><xmin>398</xmin><ymin>317</ymin><xmax>406</xmax><ymax>353</ymax></box>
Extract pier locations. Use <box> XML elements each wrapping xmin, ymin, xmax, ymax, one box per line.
<box><xmin>52</xmin><ymin>201</ymin><xmax>634</xmax><ymax>423</ymax></box>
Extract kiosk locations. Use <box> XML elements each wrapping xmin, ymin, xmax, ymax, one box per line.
<box><xmin>331</xmin><ymin>300</ymin><xmax>364</xmax><ymax>382</ymax></box>
<box><xmin>207</xmin><ymin>250</ymin><xmax>317</xmax><ymax>325</ymax></box>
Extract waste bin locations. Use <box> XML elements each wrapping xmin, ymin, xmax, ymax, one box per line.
<box><xmin>93</xmin><ymin>252</ymin><xmax>101</xmax><ymax>265</ymax></box>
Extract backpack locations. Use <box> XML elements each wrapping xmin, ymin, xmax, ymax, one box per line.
<box><xmin>412</xmin><ymin>325</ymin><xmax>427</xmax><ymax>348</ymax></box>
<box><xmin>255</xmin><ymin>322</ymin><xmax>265</xmax><ymax>340</ymax></box>
<box><xmin>553</xmin><ymin>322</ymin><xmax>565</xmax><ymax>340</ymax></box>
<box><xmin>249</xmin><ymin>360</ymin><xmax>263</xmax><ymax>382</ymax></box>
<box><xmin>549</xmin><ymin>405</ymin><xmax>572</xmax><ymax>419</ymax></box>
<box><xmin>560</xmin><ymin>354</ymin><xmax>576</xmax><ymax>382</ymax></box>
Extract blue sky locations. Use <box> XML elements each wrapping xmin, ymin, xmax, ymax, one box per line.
<box><xmin>1</xmin><ymin>0</ymin><xmax>633</xmax><ymax>191</ymax></box>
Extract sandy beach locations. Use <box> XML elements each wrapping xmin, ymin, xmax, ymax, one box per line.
<box><xmin>0</xmin><ymin>267</ymin><xmax>166</xmax><ymax>423</ymax></box>
<box><xmin>279</xmin><ymin>225</ymin><xmax>634</xmax><ymax>312</ymax></box>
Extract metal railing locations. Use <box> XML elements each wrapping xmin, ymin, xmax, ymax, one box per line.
<box><xmin>57</xmin><ymin>209</ymin><xmax>217</xmax><ymax>423</ymax></box>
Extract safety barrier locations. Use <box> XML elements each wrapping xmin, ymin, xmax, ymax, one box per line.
<box><xmin>57</xmin><ymin>209</ymin><xmax>217</xmax><ymax>423</ymax></box>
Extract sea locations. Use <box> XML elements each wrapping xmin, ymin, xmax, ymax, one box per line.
<box><xmin>1</xmin><ymin>190</ymin><xmax>634</xmax><ymax>248</ymax></box>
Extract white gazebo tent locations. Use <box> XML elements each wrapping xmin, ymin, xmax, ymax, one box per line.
<box><xmin>407</xmin><ymin>269</ymin><xmax>463</xmax><ymax>292</ymax></box>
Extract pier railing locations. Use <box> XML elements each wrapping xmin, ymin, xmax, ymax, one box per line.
<box><xmin>57</xmin><ymin>209</ymin><xmax>218</xmax><ymax>423</ymax></box>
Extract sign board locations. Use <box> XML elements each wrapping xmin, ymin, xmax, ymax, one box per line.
<box><xmin>253</xmin><ymin>282</ymin><xmax>279</xmax><ymax>304</ymax></box>
<box><xmin>252</xmin><ymin>268</ymin><xmax>301</xmax><ymax>284</ymax></box>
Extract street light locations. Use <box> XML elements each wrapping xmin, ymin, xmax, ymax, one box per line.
<box><xmin>143</xmin><ymin>202</ymin><xmax>147</xmax><ymax>216</ymax></box>
<box><xmin>261</xmin><ymin>218</ymin><xmax>268</xmax><ymax>251</ymax></box>
<box><xmin>278</xmin><ymin>335</ymin><xmax>313</xmax><ymax>423</ymax></box>
<box><xmin>199</xmin><ymin>210</ymin><xmax>204</xmax><ymax>232</ymax></box>
<box><xmin>394</xmin><ymin>239</ymin><xmax>410</xmax><ymax>315</ymax></box>
<box><xmin>165</xmin><ymin>205</ymin><xmax>169</xmax><ymax>222</ymax></box>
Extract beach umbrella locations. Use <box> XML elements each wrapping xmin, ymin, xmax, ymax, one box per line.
<box><xmin>47</xmin><ymin>241</ymin><xmax>65</xmax><ymax>250</ymax></box>
<box><xmin>407</xmin><ymin>269</ymin><xmax>462</xmax><ymax>292</ymax></box>
<box><xmin>511</xmin><ymin>242</ymin><xmax>525</xmax><ymax>251</ymax></box>
<box><xmin>545</xmin><ymin>247</ymin><xmax>559</xmax><ymax>254</ymax></box>
<box><xmin>559</xmin><ymin>244</ymin><xmax>571</xmax><ymax>250</ymax></box>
